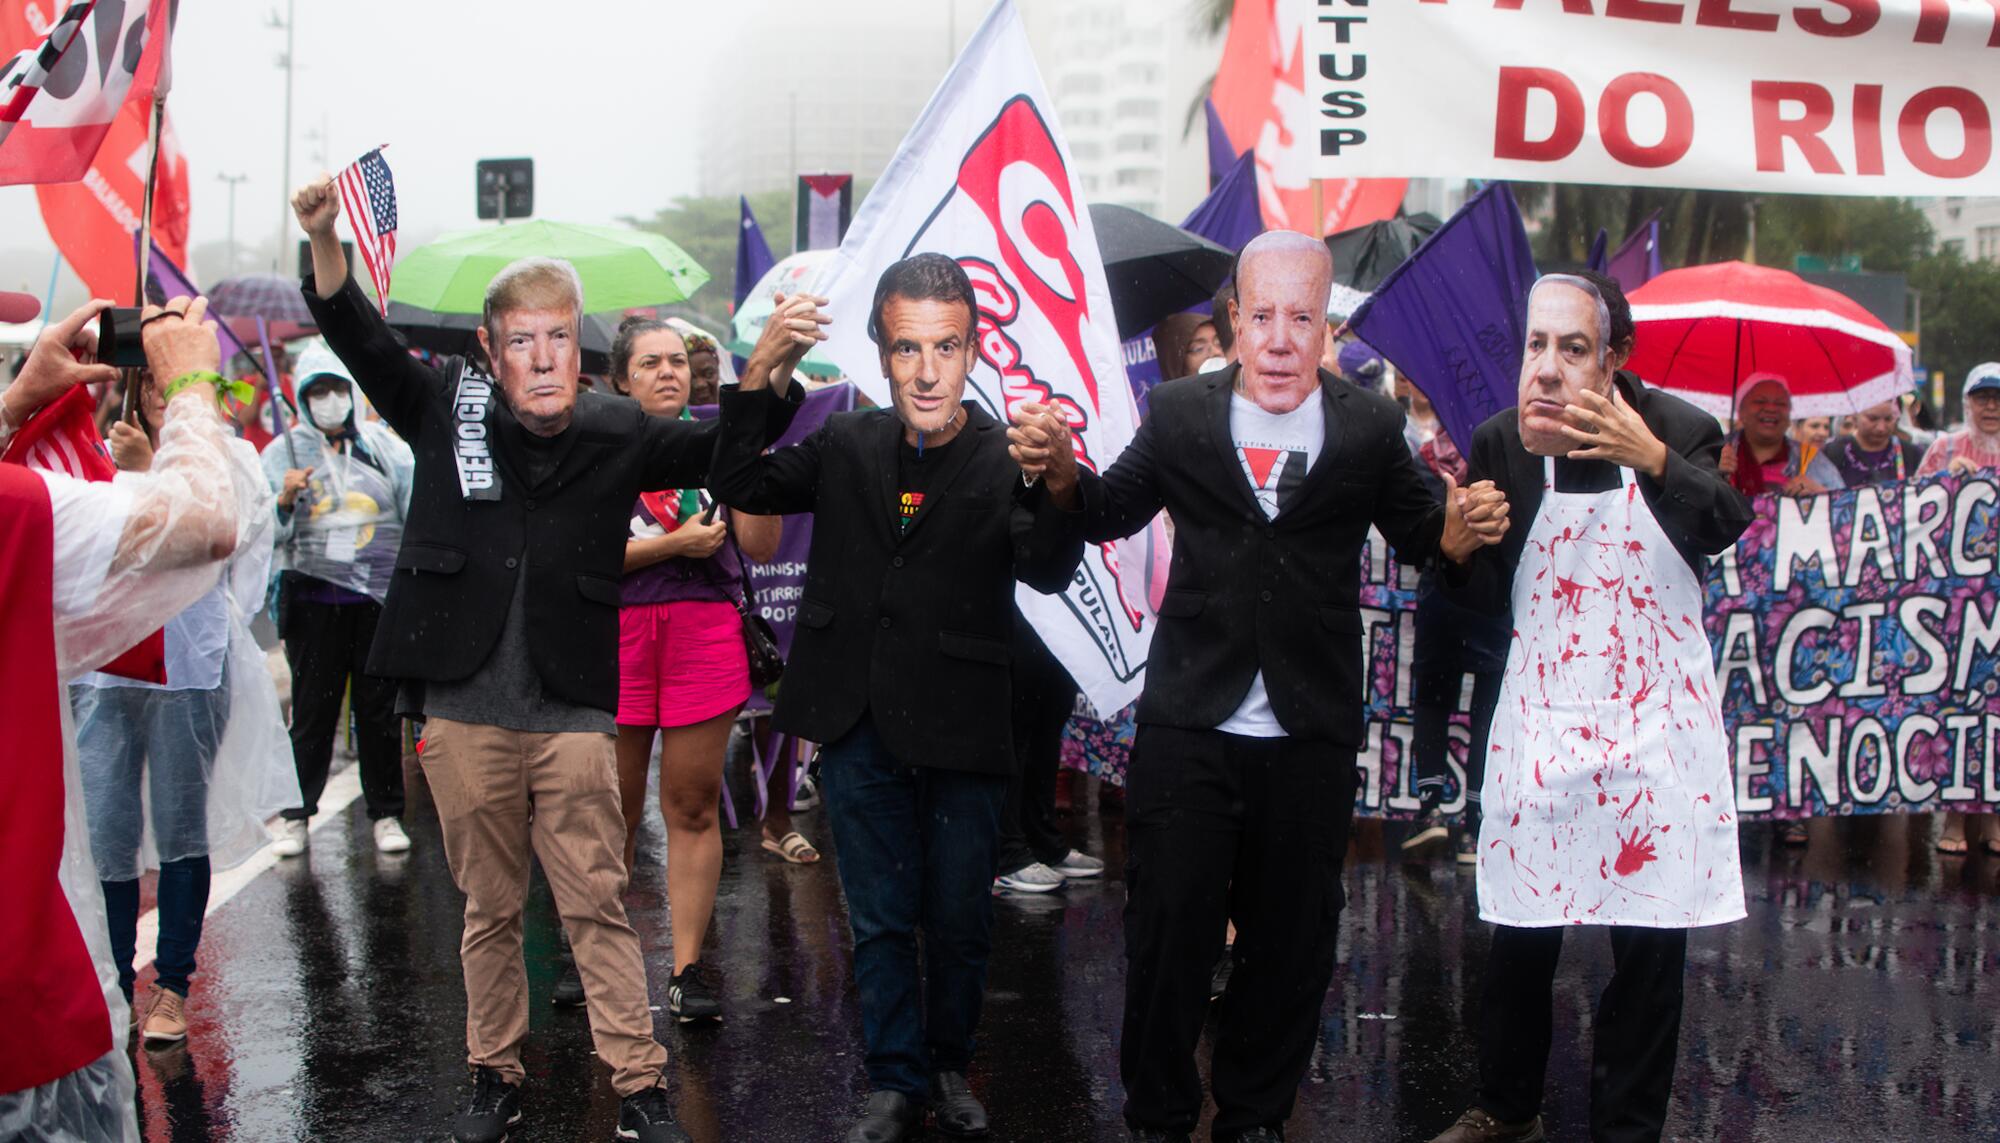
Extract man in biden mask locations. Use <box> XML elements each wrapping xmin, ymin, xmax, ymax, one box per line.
<box><xmin>260</xmin><ymin>345</ymin><xmax>418</xmax><ymax>857</ymax></box>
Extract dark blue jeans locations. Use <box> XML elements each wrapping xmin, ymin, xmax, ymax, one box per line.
<box><xmin>819</xmin><ymin>716</ymin><xmax>1008</xmax><ymax>1100</ymax></box>
<box><xmin>101</xmin><ymin>857</ymin><xmax>211</xmax><ymax>1001</ymax></box>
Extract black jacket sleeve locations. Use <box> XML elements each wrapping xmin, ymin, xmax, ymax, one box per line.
<box><xmin>1442</xmin><ymin>418</ymin><xmax>1520</xmax><ymax>617</ymax></box>
<box><xmin>1371</xmin><ymin>433</ymin><xmax>1447</xmax><ymax>567</ymax></box>
<box><xmin>640</xmin><ymin>391</ymin><xmax>799</xmax><ymax>492</ymax></box>
<box><xmin>1633</xmin><ymin>396</ymin><xmax>1754</xmax><ymax>559</ymax></box>
<box><xmin>708</xmin><ymin>385</ymin><xmax>821</xmax><ymax>516</ymax></box>
<box><xmin>1078</xmin><ymin>408</ymin><xmax>1166</xmax><ymax>544</ymax></box>
<box><xmin>1010</xmin><ymin>480</ymin><xmax>1086</xmax><ymax>595</ymax></box>
<box><xmin>298</xmin><ymin>272</ymin><xmax>443</xmax><ymax>443</ymax></box>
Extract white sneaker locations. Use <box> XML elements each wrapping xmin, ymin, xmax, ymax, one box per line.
<box><xmin>1052</xmin><ymin>849</ymin><xmax>1105</xmax><ymax>879</ymax></box>
<box><xmin>994</xmin><ymin>862</ymin><xmax>1067</xmax><ymax>893</ymax></box>
<box><xmin>373</xmin><ymin>817</ymin><xmax>412</xmax><ymax>854</ymax></box>
<box><xmin>271</xmin><ymin>818</ymin><xmax>309</xmax><ymax>858</ymax></box>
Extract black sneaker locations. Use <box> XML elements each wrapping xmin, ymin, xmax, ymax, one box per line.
<box><xmin>1401</xmin><ymin>808</ymin><xmax>1450</xmax><ymax>853</ymax></box>
<box><xmin>552</xmin><ymin>960</ymin><xmax>585</xmax><ymax>1008</ymax></box>
<box><xmin>667</xmin><ymin>961</ymin><xmax>721</xmax><ymax>1023</ymax></box>
<box><xmin>616</xmin><ymin>1084</ymin><xmax>691</xmax><ymax>1142</ymax></box>
<box><xmin>453</xmin><ymin>1066</ymin><xmax>521</xmax><ymax>1143</ymax></box>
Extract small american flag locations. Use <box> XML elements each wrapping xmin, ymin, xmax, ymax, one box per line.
<box><xmin>337</xmin><ymin>146</ymin><xmax>399</xmax><ymax>314</ymax></box>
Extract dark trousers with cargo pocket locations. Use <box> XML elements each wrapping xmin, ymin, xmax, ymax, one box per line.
<box><xmin>1119</xmin><ymin>725</ymin><xmax>1359</xmax><ymax>1140</ymax></box>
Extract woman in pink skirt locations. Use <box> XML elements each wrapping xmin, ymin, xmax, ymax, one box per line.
<box><xmin>610</xmin><ymin>316</ymin><xmax>783</xmax><ymax>1023</ymax></box>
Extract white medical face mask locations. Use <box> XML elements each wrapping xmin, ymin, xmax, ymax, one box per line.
<box><xmin>307</xmin><ymin>388</ymin><xmax>353</xmax><ymax>431</ymax></box>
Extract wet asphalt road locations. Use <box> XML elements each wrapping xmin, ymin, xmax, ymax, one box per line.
<box><xmin>131</xmin><ymin>762</ymin><xmax>2000</xmax><ymax>1143</ymax></box>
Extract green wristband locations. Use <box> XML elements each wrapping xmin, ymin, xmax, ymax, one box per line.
<box><xmin>162</xmin><ymin>371</ymin><xmax>256</xmax><ymax>407</ymax></box>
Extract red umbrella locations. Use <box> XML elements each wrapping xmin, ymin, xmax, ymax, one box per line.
<box><xmin>1626</xmin><ymin>261</ymin><xmax>1913</xmax><ymax>419</ymax></box>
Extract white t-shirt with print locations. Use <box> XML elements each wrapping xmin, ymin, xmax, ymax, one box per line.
<box><xmin>1216</xmin><ymin>385</ymin><xmax>1324</xmax><ymax>738</ymax></box>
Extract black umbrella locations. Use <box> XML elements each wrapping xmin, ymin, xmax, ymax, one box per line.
<box><xmin>1088</xmin><ymin>203</ymin><xmax>1236</xmax><ymax>340</ymax></box>
<box><xmin>1324</xmin><ymin>213</ymin><xmax>1442</xmax><ymax>292</ymax></box>
<box><xmin>385</xmin><ymin>302</ymin><xmax>622</xmax><ymax>374</ymax></box>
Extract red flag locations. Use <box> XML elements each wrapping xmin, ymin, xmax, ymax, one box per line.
<box><xmin>0</xmin><ymin>386</ymin><xmax>166</xmax><ymax>683</ymax></box>
<box><xmin>0</xmin><ymin>0</ymin><xmax>174</xmax><ymax>186</ymax></box>
<box><xmin>34</xmin><ymin>100</ymin><xmax>188</xmax><ymax>302</ymax></box>
<box><xmin>1209</xmin><ymin>0</ymin><xmax>1406</xmax><ymax>237</ymax></box>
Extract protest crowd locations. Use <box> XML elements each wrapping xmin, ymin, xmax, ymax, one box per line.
<box><xmin>2</xmin><ymin>1</ymin><xmax>1998</xmax><ymax>1142</ymax></box>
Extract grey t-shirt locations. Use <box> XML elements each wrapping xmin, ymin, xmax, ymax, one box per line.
<box><xmin>423</xmin><ymin>561</ymin><xmax>615</xmax><ymax>735</ymax></box>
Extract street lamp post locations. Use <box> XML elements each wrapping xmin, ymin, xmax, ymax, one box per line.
<box><xmin>217</xmin><ymin>172</ymin><xmax>249</xmax><ymax>271</ymax></box>
<box><xmin>271</xmin><ymin>0</ymin><xmax>296</xmax><ymax>270</ymax></box>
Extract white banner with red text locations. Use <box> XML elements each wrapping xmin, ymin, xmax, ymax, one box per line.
<box><xmin>1306</xmin><ymin>0</ymin><xmax>2000</xmax><ymax>195</ymax></box>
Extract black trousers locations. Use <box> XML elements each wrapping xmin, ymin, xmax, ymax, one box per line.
<box><xmin>282</xmin><ymin>596</ymin><xmax>405</xmax><ymax>821</ymax></box>
<box><xmin>1120</xmin><ymin>726</ymin><xmax>1358</xmax><ymax>1139</ymax></box>
<box><xmin>1411</xmin><ymin>667</ymin><xmax>1504</xmax><ymax>810</ymax></box>
<box><xmin>998</xmin><ymin>631</ymin><xmax>1077</xmax><ymax>874</ymax></box>
<box><xmin>1476</xmin><ymin>924</ymin><xmax>1689</xmax><ymax>1143</ymax></box>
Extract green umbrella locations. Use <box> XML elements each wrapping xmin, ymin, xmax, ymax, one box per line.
<box><xmin>388</xmin><ymin>220</ymin><xmax>710</xmax><ymax>313</ymax></box>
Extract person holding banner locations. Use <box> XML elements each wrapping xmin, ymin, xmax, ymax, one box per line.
<box><xmin>291</xmin><ymin>177</ymin><xmax>796</xmax><ymax>1143</ymax></box>
<box><xmin>260</xmin><ymin>345</ymin><xmax>416</xmax><ymax>859</ymax></box>
<box><xmin>1819</xmin><ymin>400</ymin><xmax>1922</xmax><ymax>490</ymax></box>
<box><xmin>1429</xmin><ymin>270</ymin><xmax>1754</xmax><ymax>1143</ymax></box>
<box><xmin>1920</xmin><ymin>362</ymin><xmax>2000</xmax><ymax>858</ymax></box>
<box><xmin>710</xmin><ymin>254</ymin><xmax>1085</xmax><ymax>1143</ymax></box>
<box><xmin>1717</xmin><ymin>373</ymin><xmax>1844</xmax><ymax>498</ymax></box>
<box><xmin>1062</xmin><ymin>231</ymin><xmax>1511</xmax><ymax>1143</ymax></box>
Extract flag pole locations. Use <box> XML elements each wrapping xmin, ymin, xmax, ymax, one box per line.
<box><xmin>124</xmin><ymin>95</ymin><xmax>167</xmax><ymax>425</ymax></box>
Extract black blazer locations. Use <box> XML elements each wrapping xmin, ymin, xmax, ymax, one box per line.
<box><xmin>1447</xmin><ymin>371</ymin><xmax>1753</xmax><ymax>616</ymax></box>
<box><xmin>1078</xmin><ymin>366</ymin><xmax>1446</xmax><ymax>746</ymax></box>
<box><xmin>708</xmin><ymin>387</ymin><xmax>1084</xmax><ymax>774</ymax></box>
<box><xmin>301</xmin><ymin>273</ymin><xmax>795</xmax><ymax>712</ymax></box>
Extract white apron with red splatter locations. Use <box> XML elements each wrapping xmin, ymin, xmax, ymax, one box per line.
<box><xmin>1477</xmin><ymin>458</ymin><xmax>1746</xmax><ymax>929</ymax></box>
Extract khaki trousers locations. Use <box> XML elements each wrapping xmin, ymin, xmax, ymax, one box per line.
<box><xmin>420</xmin><ymin>717</ymin><xmax>666</xmax><ymax>1095</ymax></box>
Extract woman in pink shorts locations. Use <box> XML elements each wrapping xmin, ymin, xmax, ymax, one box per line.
<box><xmin>610</xmin><ymin>316</ymin><xmax>782</xmax><ymax>1022</ymax></box>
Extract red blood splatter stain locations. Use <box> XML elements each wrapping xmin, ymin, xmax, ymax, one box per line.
<box><xmin>1511</xmin><ymin>812</ymin><xmax>1521</xmax><ymax>827</ymax></box>
<box><xmin>1624</xmin><ymin>540</ymin><xmax>1646</xmax><ymax>554</ymax></box>
<box><xmin>1598</xmin><ymin>856</ymin><xmax>1610</xmax><ymax>880</ymax></box>
<box><xmin>1613</xmin><ymin>829</ymin><xmax>1658</xmax><ymax>876</ymax></box>
<box><xmin>1552</xmin><ymin>575</ymin><xmax>1590</xmax><ymax>618</ymax></box>
<box><xmin>1597</xmin><ymin>791</ymin><xmax>1608</xmax><ymax>806</ymax></box>
<box><xmin>1577</xmin><ymin>726</ymin><xmax>1594</xmax><ymax>741</ymax></box>
<box><xmin>1696</xmin><ymin>793</ymin><xmax>1713</xmax><ymax>804</ymax></box>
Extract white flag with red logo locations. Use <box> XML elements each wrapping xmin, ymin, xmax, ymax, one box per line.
<box><xmin>813</xmin><ymin>0</ymin><xmax>1154</xmax><ymax>716</ymax></box>
<box><xmin>0</xmin><ymin>0</ymin><xmax>174</xmax><ymax>186</ymax></box>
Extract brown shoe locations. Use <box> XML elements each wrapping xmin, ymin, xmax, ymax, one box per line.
<box><xmin>140</xmin><ymin>988</ymin><xmax>188</xmax><ymax>1047</ymax></box>
<box><xmin>1428</xmin><ymin>1107</ymin><xmax>1546</xmax><ymax>1143</ymax></box>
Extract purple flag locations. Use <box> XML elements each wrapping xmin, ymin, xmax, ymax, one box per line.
<box><xmin>1587</xmin><ymin>228</ymin><xmax>1609</xmax><ymax>274</ymax></box>
<box><xmin>137</xmin><ymin>235</ymin><xmax>253</xmax><ymax>365</ymax></box>
<box><xmin>1348</xmin><ymin>182</ymin><xmax>1538</xmax><ymax>452</ymax></box>
<box><xmin>733</xmin><ymin>195</ymin><xmax>776</xmax><ymax>312</ymax></box>
<box><xmin>1180</xmin><ymin>149</ymin><xmax>1262</xmax><ymax>256</ymax></box>
<box><xmin>1203</xmin><ymin>98</ymin><xmax>1237</xmax><ymax>190</ymax></box>
<box><xmin>1606</xmin><ymin>210</ymin><xmax>1664</xmax><ymax>295</ymax></box>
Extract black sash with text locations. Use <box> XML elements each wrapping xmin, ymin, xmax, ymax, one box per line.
<box><xmin>452</xmin><ymin>360</ymin><xmax>501</xmax><ymax>501</ymax></box>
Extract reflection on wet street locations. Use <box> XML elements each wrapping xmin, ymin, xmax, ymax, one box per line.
<box><xmin>136</xmin><ymin>774</ymin><xmax>2000</xmax><ymax>1141</ymax></box>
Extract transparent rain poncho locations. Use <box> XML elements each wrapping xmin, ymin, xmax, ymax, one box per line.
<box><xmin>260</xmin><ymin>347</ymin><xmax>413</xmax><ymax>603</ymax></box>
<box><xmin>69</xmin><ymin>435</ymin><xmax>300</xmax><ymax>881</ymax></box>
<box><xmin>1</xmin><ymin>388</ymin><xmax>266</xmax><ymax>1143</ymax></box>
